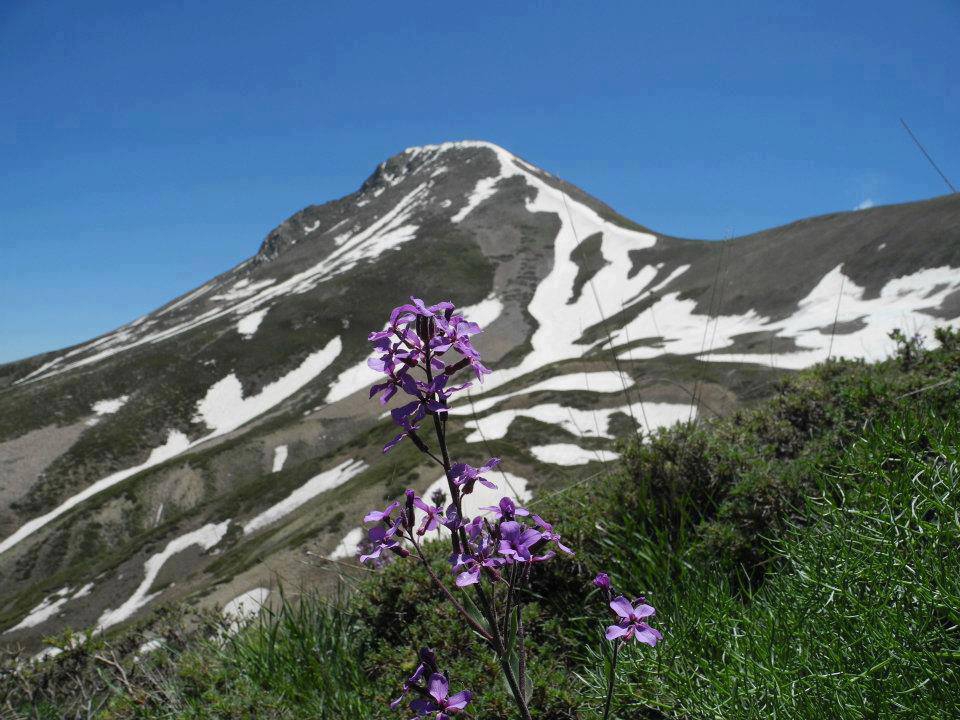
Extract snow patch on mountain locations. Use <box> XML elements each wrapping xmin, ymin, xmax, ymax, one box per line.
<box><xmin>456</xmin><ymin>294</ymin><xmax>503</xmax><ymax>329</ymax></box>
<box><xmin>98</xmin><ymin>520</ymin><xmax>232</xmax><ymax>630</ymax></box>
<box><xmin>243</xmin><ymin>458</ymin><xmax>366</xmax><ymax>535</ymax></box>
<box><xmin>236</xmin><ymin>308</ymin><xmax>268</xmax><ymax>339</ymax></box>
<box><xmin>222</xmin><ymin>587</ymin><xmax>270</xmax><ymax>633</ymax></box>
<box><xmin>329</xmin><ymin>527</ymin><xmax>364</xmax><ymax>560</ymax></box>
<box><xmin>91</xmin><ymin>396</ymin><xmax>129</xmax><ymax>416</ymax></box>
<box><xmin>452</xmin><ymin>371</ymin><xmax>633</xmax><ymax>415</ymax></box>
<box><xmin>463</xmin><ymin>401</ymin><xmax>691</xmax><ymax>443</ymax></box>
<box><xmin>615</xmin><ymin>265</ymin><xmax>960</xmax><ymax>369</ymax></box>
<box><xmin>194</xmin><ymin>336</ymin><xmax>342</xmax><ymax>437</ymax></box>
<box><xmin>4</xmin><ymin>584</ymin><xmax>93</xmax><ymax>633</ymax></box>
<box><xmin>530</xmin><ymin>444</ymin><xmax>620</xmax><ymax>466</ymax></box>
<box><xmin>271</xmin><ymin>445</ymin><xmax>288</xmax><ymax>473</ymax></box>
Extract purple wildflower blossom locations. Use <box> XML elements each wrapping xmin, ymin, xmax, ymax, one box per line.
<box><xmin>498</xmin><ymin>520</ymin><xmax>554</xmax><ymax>564</ymax></box>
<box><xmin>367</xmin><ymin>297</ymin><xmax>490</xmax><ymax>453</ymax></box>
<box><xmin>605</xmin><ymin>596</ymin><xmax>662</xmax><ymax>646</ymax></box>
<box><xmin>364</xmin><ymin>501</ymin><xmax>399</xmax><ymax>524</ymax></box>
<box><xmin>532</xmin><ymin>515</ymin><xmax>574</xmax><ymax>555</ymax></box>
<box><xmin>414</xmin><ymin>497</ymin><xmax>444</xmax><ymax>535</ymax></box>
<box><xmin>390</xmin><ymin>648</ymin><xmax>438</xmax><ymax>710</ymax></box>
<box><xmin>593</xmin><ymin>572</ymin><xmax>612</xmax><ymax>590</ymax></box>
<box><xmin>480</xmin><ymin>496</ymin><xmax>530</xmax><ymax>521</ymax></box>
<box><xmin>450</xmin><ymin>533</ymin><xmax>503</xmax><ymax>587</ymax></box>
<box><xmin>359</xmin><ymin>519</ymin><xmax>409</xmax><ymax>564</ymax></box>
<box><xmin>449</xmin><ymin>459</ymin><xmax>500</xmax><ymax>494</ymax></box>
<box><xmin>409</xmin><ymin>673</ymin><xmax>472</xmax><ymax>718</ymax></box>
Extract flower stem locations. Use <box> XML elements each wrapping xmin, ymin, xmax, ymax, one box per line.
<box><xmin>410</xmin><ymin>538</ymin><xmax>493</xmax><ymax>644</ymax></box>
<box><xmin>602</xmin><ymin>640</ymin><xmax>621</xmax><ymax>720</ymax></box>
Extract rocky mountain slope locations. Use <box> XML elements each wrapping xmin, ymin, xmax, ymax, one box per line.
<box><xmin>2</xmin><ymin>141</ymin><xmax>958</xmax><ymax>656</ymax></box>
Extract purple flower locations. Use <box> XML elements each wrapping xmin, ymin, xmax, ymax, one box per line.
<box><xmin>450</xmin><ymin>536</ymin><xmax>503</xmax><ymax>587</ymax></box>
<box><xmin>390</xmin><ymin>648</ymin><xmax>438</xmax><ymax>710</ymax></box>
<box><xmin>359</xmin><ymin>520</ymin><xmax>409</xmax><ymax>564</ymax></box>
<box><xmin>480</xmin><ymin>496</ymin><xmax>529</xmax><ymax>521</ymax></box>
<box><xmin>498</xmin><ymin>521</ymin><xmax>553</xmax><ymax>564</ymax></box>
<box><xmin>383</xmin><ymin>401</ymin><xmax>426</xmax><ymax>453</ymax></box>
<box><xmin>414</xmin><ymin>497</ymin><xmax>443</xmax><ymax>535</ymax></box>
<box><xmin>605</xmin><ymin>596</ymin><xmax>662</xmax><ymax>646</ymax></box>
<box><xmin>532</xmin><ymin>515</ymin><xmax>574</xmax><ymax>555</ymax></box>
<box><xmin>449</xmin><ymin>458</ymin><xmax>500</xmax><ymax>493</ymax></box>
<box><xmin>593</xmin><ymin>572</ymin><xmax>611</xmax><ymax>590</ymax></box>
<box><xmin>409</xmin><ymin>673</ymin><xmax>472</xmax><ymax>718</ymax></box>
<box><xmin>364</xmin><ymin>501</ymin><xmax>399</xmax><ymax>524</ymax></box>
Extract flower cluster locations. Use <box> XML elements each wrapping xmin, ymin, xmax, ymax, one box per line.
<box><xmin>368</xmin><ymin>297</ymin><xmax>490</xmax><ymax>454</ymax></box>
<box><xmin>391</xmin><ymin>648</ymin><xmax>472</xmax><ymax>719</ymax></box>
<box><xmin>594</xmin><ymin>573</ymin><xmax>662</xmax><ymax>647</ymax></box>
<box><xmin>359</xmin><ymin>490</ymin><xmax>574</xmax><ymax>582</ymax></box>
<box><xmin>361</xmin><ymin>299</ymin><xmax>582</xmax><ymax>720</ymax></box>
<box><xmin>450</xmin><ymin>497</ymin><xmax>574</xmax><ymax>586</ymax></box>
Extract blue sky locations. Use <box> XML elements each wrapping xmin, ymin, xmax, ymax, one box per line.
<box><xmin>1</xmin><ymin>1</ymin><xmax>958</xmax><ymax>363</ymax></box>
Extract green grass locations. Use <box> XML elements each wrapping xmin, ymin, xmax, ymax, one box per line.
<box><xmin>5</xmin><ymin>328</ymin><xmax>960</xmax><ymax>718</ymax></box>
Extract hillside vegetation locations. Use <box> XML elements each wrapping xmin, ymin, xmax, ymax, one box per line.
<box><xmin>4</xmin><ymin>328</ymin><xmax>959</xmax><ymax>719</ymax></box>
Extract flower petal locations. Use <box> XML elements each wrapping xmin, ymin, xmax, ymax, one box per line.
<box><xmin>610</xmin><ymin>596</ymin><xmax>633</xmax><ymax>619</ymax></box>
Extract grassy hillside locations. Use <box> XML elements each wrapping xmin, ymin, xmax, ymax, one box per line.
<box><xmin>4</xmin><ymin>328</ymin><xmax>959</xmax><ymax>719</ymax></box>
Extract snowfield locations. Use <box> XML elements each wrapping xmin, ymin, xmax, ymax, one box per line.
<box><xmin>243</xmin><ymin>458</ymin><xmax>367</xmax><ymax>535</ymax></box>
<box><xmin>98</xmin><ymin>520</ymin><xmax>232</xmax><ymax>630</ymax></box>
<box><xmin>271</xmin><ymin>445</ymin><xmax>288</xmax><ymax>473</ymax></box>
<box><xmin>463</xmin><ymin>401</ymin><xmax>692</xmax><ymax>443</ymax></box>
<box><xmin>222</xmin><ymin>587</ymin><xmax>271</xmax><ymax>633</ymax></box>
<box><xmin>236</xmin><ymin>308</ymin><xmax>269</xmax><ymax>339</ymax></box>
<box><xmin>451</xmin><ymin>371</ymin><xmax>634</xmax><ymax>415</ymax></box>
<box><xmin>530</xmin><ymin>444</ymin><xmax>620</xmax><ymax>466</ymax></box>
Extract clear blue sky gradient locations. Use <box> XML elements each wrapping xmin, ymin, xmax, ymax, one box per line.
<box><xmin>1</xmin><ymin>1</ymin><xmax>958</xmax><ymax>363</ymax></box>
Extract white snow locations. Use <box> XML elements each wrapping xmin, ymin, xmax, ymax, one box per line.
<box><xmin>303</xmin><ymin>220</ymin><xmax>321</xmax><ymax>233</ymax></box>
<box><xmin>451</xmin><ymin>176</ymin><xmax>501</xmax><ymax>222</ymax></box>
<box><xmin>271</xmin><ymin>445</ymin><xmax>288</xmax><ymax>473</ymax></box>
<box><xmin>222</xmin><ymin>587</ymin><xmax>270</xmax><ymax>633</ymax></box>
<box><xmin>456</xmin><ymin>294</ymin><xmax>504</xmax><ymax>329</ymax></box>
<box><xmin>0</xmin><ymin>430</ymin><xmax>192</xmax><ymax>557</ymax></box>
<box><xmin>98</xmin><ymin>520</ymin><xmax>232</xmax><ymax>630</ymax></box>
<box><xmin>91</xmin><ymin>396</ymin><xmax>129</xmax><ymax>416</ymax></box>
<box><xmin>530</xmin><ymin>444</ymin><xmax>619</xmax><ymax>466</ymax></box>
<box><xmin>612</xmin><ymin>265</ymin><xmax>960</xmax><ymax>369</ymax></box>
<box><xmin>244</xmin><ymin>459</ymin><xmax>367</xmax><ymax>535</ymax></box>
<box><xmin>451</xmin><ymin>371</ymin><xmax>634</xmax><ymax>415</ymax></box>
<box><xmin>194</xmin><ymin>336</ymin><xmax>342</xmax><ymax>437</ymax></box>
<box><xmin>136</xmin><ymin>638</ymin><xmax>165</xmax><ymax>656</ymax></box>
<box><xmin>329</xmin><ymin>527</ymin><xmax>364</xmax><ymax>560</ymax></box>
<box><xmin>5</xmin><ymin>588</ymin><xmax>73</xmax><ymax>633</ymax></box>
<box><xmin>463</xmin><ymin>401</ymin><xmax>691</xmax><ymax>443</ymax></box>
<box><xmin>211</xmin><ymin>278</ymin><xmax>276</xmax><ymax>302</ymax></box>
<box><xmin>236</xmin><ymin>308</ymin><xmax>268</xmax><ymax>339</ymax></box>
<box><xmin>1</xmin><ymin>338</ymin><xmax>343</xmax><ymax>557</ymax></box>
<box><xmin>325</xmin><ymin>351</ymin><xmax>378</xmax><ymax>403</ymax></box>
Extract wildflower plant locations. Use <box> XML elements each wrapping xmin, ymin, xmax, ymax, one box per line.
<box><xmin>592</xmin><ymin>572</ymin><xmax>662</xmax><ymax>719</ymax></box>
<box><xmin>359</xmin><ymin>297</ymin><xmax>657</xmax><ymax>718</ymax></box>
